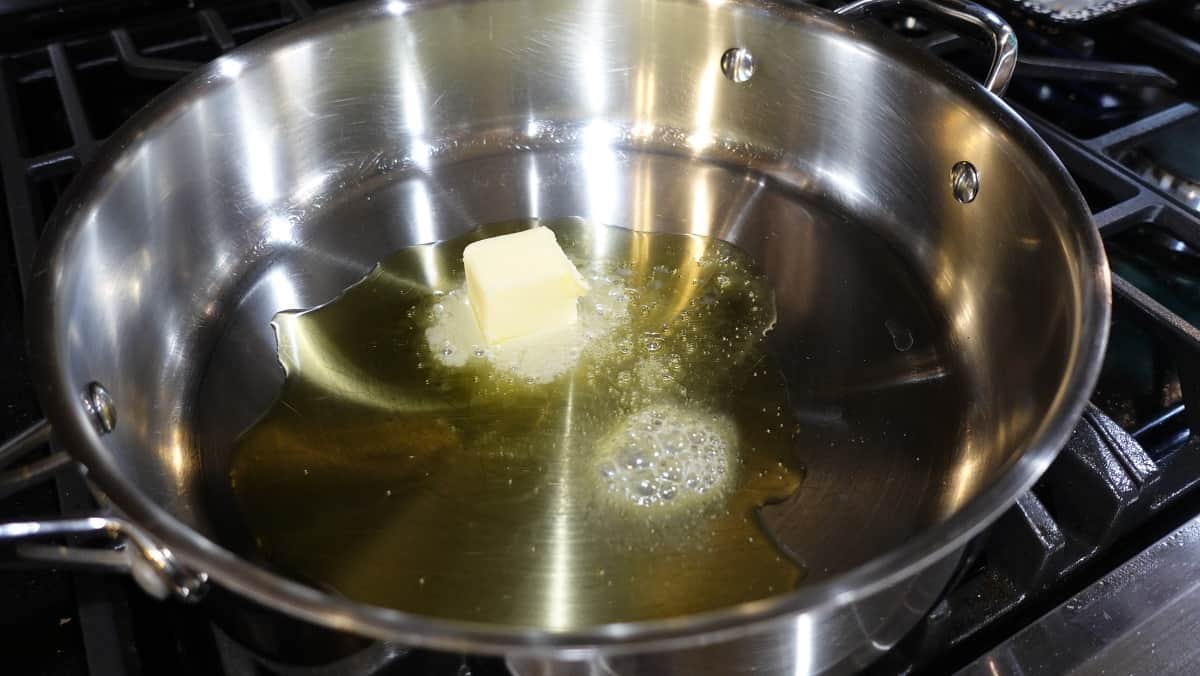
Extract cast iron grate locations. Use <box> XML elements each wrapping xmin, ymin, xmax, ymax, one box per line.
<box><xmin>0</xmin><ymin>1</ymin><xmax>1199</xmax><ymax>675</ymax></box>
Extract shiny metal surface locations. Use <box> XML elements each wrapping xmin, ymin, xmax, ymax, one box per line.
<box><xmin>0</xmin><ymin>516</ymin><xmax>208</xmax><ymax>600</ymax></box>
<box><xmin>720</xmin><ymin>47</ymin><xmax>756</xmax><ymax>84</ymax></box>
<box><xmin>0</xmin><ymin>419</ymin><xmax>51</xmax><ymax>467</ymax></box>
<box><xmin>835</xmin><ymin>0</ymin><xmax>1017</xmax><ymax>96</ymax></box>
<box><xmin>18</xmin><ymin>0</ymin><xmax>1109</xmax><ymax>673</ymax></box>
<box><xmin>83</xmin><ymin>381</ymin><xmax>116</xmax><ymax>434</ymax></box>
<box><xmin>951</xmin><ymin>160</ymin><xmax>980</xmax><ymax>203</ymax></box>
<box><xmin>958</xmin><ymin>512</ymin><xmax>1200</xmax><ymax>676</ymax></box>
<box><xmin>0</xmin><ymin>419</ymin><xmax>72</xmax><ymax>501</ymax></box>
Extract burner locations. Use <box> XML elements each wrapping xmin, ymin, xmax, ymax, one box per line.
<box><xmin>1143</xmin><ymin>164</ymin><xmax>1200</xmax><ymax>212</ymax></box>
<box><xmin>1124</xmin><ymin>117</ymin><xmax>1200</xmax><ymax>212</ymax></box>
<box><xmin>1144</xmin><ymin>227</ymin><xmax>1200</xmax><ymax>258</ymax></box>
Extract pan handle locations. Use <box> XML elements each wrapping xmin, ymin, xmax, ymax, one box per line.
<box><xmin>0</xmin><ymin>419</ymin><xmax>209</xmax><ymax>601</ymax></box>
<box><xmin>834</xmin><ymin>0</ymin><xmax>1018</xmax><ymax>97</ymax></box>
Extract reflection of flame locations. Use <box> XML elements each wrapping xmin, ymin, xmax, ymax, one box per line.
<box><xmin>578</xmin><ymin>0</ymin><xmax>609</xmax><ymax>114</ymax></box>
<box><xmin>161</xmin><ymin>424</ymin><xmax>190</xmax><ymax>494</ymax></box>
<box><xmin>793</xmin><ymin>614</ymin><xmax>813</xmax><ymax>676</ymax></box>
<box><xmin>945</xmin><ymin>445</ymin><xmax>980</xmax><ymax>515</ymax></box>
<box><xmin>547</xmin><ymin>380</ymin><xmax>576</xmax><ymax>630</ymax></box>
<box><xmin>581</xmin><ymin>121</ymin><xmax>621</xmax><ymax>226</ymax></box>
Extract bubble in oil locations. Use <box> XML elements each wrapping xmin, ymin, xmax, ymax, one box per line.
<box><xmin>597</xmin><ymin>406</ymin><xmax>735</xmax><ymax>509</ymax></box>
<box><xmin>645</xmin><ymin>339</ymin><xmax>662</xmax><ymax>353</ymax></box>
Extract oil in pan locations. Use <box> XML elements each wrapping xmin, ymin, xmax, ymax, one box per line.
<box><xmin>229</xmin><ymin>218</ymin><xmax>808</xmax><ymax>628</ymax></box>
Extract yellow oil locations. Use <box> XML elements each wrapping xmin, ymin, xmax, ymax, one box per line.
<box><xmin>230</xmin><ymin>218</ymin><xmax>806</xmax><ymax>628</ymax></box>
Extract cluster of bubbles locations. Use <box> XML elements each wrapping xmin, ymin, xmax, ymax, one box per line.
<box><xmin>596</xmin><ymin>406</ymin><xmax>733</xmax><ymax>509</ymax></box>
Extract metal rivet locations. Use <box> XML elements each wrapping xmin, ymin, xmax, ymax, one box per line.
<box><xmin>951</xmin><ymin>161</ymin><xmax>980</xmax><ymax>203</ymax></box>
<box><xmin>720</xmin><ymin>47</ymin><xmax>755</xmax><ymax>84</ymax></box>
<box><xmin>84</xmin><ymin>382</ymin><xmax>116</xmax><ymax>434</ymax></box>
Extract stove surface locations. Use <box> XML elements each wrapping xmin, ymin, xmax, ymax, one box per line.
<box><xmin>2</xmin><ymin>1</ymin><xmax>1200</xmax><ymax>675</ymax></box>
<box><xmin>960</xmin><ymin>508</ymin><xmax>1200</xmax><ymax>675</ymax></box>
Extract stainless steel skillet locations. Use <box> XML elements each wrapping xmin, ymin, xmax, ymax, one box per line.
<box><xmin>1</xmin><ymin>0</ymin><xmax>1108</xmax><ymax>673</ymax></box>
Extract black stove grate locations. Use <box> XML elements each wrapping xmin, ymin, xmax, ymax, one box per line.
<box><xmin>1</xmin><ymin>1</ymin><xmax>1200</xmax><ymax>675</ymax></box>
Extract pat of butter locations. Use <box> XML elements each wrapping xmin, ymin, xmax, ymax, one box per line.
<box><xmin>463</xmin><ymin>227</ymin><xmax>589</xmax><ymax>345</ymax></box>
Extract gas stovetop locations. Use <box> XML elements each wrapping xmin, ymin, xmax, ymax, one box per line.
<box><xmin>2</xmin><ymin>1</ymin><xmax>1200</xmax><ymax>675</ymax></box>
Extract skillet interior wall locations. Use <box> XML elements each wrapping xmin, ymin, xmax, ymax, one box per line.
<box><xmin>41</xmin><ymin>0</ymin><xmax>1086</xmax><ymax>577</ymax></box>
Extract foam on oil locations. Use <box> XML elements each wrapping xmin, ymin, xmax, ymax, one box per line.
<box><xmin>229</xmin><ymin>218</ymin><xmax>805</xmax><ymax>628</ymax></box>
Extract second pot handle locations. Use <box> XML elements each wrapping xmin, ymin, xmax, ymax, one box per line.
<box><xmin>0</xmin><ymin>420</ymin><xmax>208</xmax><ymax>601</ymax></box>
<box><xmin>835</xmin><ymin>0</ymin><xmax>1018</xmax><ymax>97</ymax></box>
<box><xmin>0</xmin><ymin>516</ymin><xmax>209</xmax><ymax>600</ymax></box>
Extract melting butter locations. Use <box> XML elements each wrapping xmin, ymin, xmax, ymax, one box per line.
<box><xmin>425</xmin><ymin>266</ymin><xmax>634</xmax><ymax>383</ymax></box>
<box><xmin>463</xmin><ymin>226</ymin><xmax>589</xmax><ymax>344</ymax></box>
